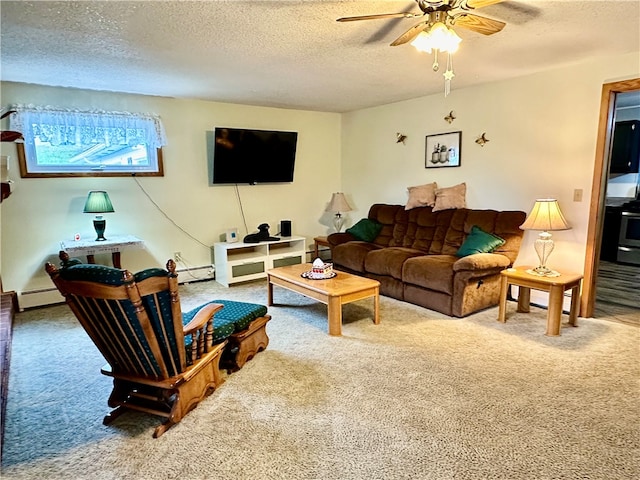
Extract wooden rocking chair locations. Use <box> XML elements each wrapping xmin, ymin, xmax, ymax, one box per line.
<box><xmin>45</xmin><ymin>254</ymin><xmax>228</xmax><ymax>438</ymax></box>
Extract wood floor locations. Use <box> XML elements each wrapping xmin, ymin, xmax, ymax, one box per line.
<box><xmin>594</xmin><ymin>260</ymin><xmax>640</xmax><ymax>326</ymax></box>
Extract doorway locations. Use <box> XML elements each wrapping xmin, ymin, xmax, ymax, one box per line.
<box><xmin>583</xmin><ymin>78</ymin><xmax>640</xmax><ymax>323</ymax></box>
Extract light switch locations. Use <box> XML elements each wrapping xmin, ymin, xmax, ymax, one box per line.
<box><xmin>573</xmin><ymin>189</ymin><xmax>583</xmax><ymax>202</ymax></box>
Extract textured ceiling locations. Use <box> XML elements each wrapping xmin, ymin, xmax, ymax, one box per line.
<box><xmin>1</xmin><ymin>1</ymin><xmax>639</xmax><ymax>113</ymax></box>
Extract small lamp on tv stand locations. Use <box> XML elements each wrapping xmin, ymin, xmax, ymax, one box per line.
<box><xmin>326</xmin><ymin>192</ymin><xmax>353</xmax><ymax>233</ymax></box>
<box><xmin>83</xmin><ymin>191</ymin><xmax>115</xmax><ymax>241</ymax></box>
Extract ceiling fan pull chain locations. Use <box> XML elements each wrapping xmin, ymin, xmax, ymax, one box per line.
<box><xmin>444</xmin><ymin>52</ymin><xmax>455</xmax><ymax>97</ymax></box>
<box><xmin>432</xmin><ymin>49</ymin><xmax>440</xmax><ymax>72</ymax></box>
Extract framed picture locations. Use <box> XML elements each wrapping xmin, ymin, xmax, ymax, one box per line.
<box><xmin>425</xmin><ymin>131</ymin><xmax>461</xmax><ymax>168</ymax></box>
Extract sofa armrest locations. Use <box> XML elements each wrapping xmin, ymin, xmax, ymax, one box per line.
<box><xmin>453</xmin><ymin>253</ymin><xmax>511</xmax><ymax>272</ymax></box>
<box><xmin>327</xmin><ymin>232</ymin><xmax>357</xmax><ymax>247</ymax></box>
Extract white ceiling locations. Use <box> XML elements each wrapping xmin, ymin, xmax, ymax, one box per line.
<box><xmin>1</xmin><ymin>1</ymin><xmax>639</xmax><ymax>113</ymax></box>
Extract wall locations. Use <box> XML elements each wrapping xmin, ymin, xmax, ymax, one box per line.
<box><xmin>0</xmin><ymin>83</ymin><xmax>341</xmax><ymax>306</ymax></box>
<box><xmin>2</xmin><ymin>51</ymin><xmax>639</xmax><ymax>309</ymax></box>
<box><xmin>341</xmin><ymin>52</ymin><xmax>640</xmax><ymax>280</ymax></box>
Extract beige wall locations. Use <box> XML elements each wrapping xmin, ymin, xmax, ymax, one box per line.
<box><xmin>0</xmin><ymin>83</ymin><xmax>341</xmax><ymax>304</ymax></box>
<box><xmin>341</xmin><ymin>52</ymin><xmax>640</xmax><ymax>278</ymax></box>
<box><xmin>2</xmin><ymin>51</ymin><xmax>639</xmax><ymax>308</ymax></box>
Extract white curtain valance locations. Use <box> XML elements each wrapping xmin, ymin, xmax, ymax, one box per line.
<box><xmin>9</xmin><ymin>104</ymin><xmax>167</xmax><ymax>148</ymax></box>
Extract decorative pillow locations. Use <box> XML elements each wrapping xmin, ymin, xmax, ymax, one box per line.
<box><xmin>433</xmin><ymin>182</ymin><xmax>467</xmax><ymax>212</ymax></box>
<box><xmin>346</xmin><ymin>218</ymin><xmax>383</xmax><ymax>242</ymax></box>
<box><xmin>456</xmin><ymin>225</ymin><xmax>505</xmax><ymax>257</ymax></box>
<box><xmin>405</xmin><ymin>182</ymin><xmax>437</xmax><ymax>210</ymax></box>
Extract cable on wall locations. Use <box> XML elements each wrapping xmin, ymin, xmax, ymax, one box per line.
<box><xmin>133</xmin><ymin>176</ymin><xmax>215</xmax><ymax>281</ymax></box>
<box><xmin>234</xmin><ymin>184</ymin><xmax>250</xmax><ymax>235</ymax></box>
<box><xmin>133</xmin><ymin>176</ymin><xmax>209</xmax><ymax>249</ymax></box>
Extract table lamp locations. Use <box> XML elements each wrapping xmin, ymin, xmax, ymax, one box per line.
<box><xmin>326</xmin><ymin>193</ymin><xmax>353</xmax><ymax>232</ymax></box>
<box><xmin>83</xmin><ymin>191</ymin><xmax>115</xmax><ymax>241</ymax></box>
<box><xmin>519</xmin><ymin>198</ymin><xmax>571</xmax><ymax>276</ymax></box>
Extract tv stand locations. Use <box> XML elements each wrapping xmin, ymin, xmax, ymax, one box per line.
<box><xmin>213</xmin><ymin>236</ymin><xmax>306</xmax><ymax>287</ymax></box>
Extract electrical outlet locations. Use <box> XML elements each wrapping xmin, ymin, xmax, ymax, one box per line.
<box><xmin>174</xmin><ymin>251</ymin><xmax>182</xmax><ymax>262</ymax></box>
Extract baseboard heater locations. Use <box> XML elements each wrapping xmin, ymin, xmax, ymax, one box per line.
<box><xmin>18</xmin><ymin>265</ymin><xmax>215</xmax><ymax>310</ymax></box>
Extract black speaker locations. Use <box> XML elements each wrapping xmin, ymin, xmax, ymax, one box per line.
<box><xmin>281</xmin><ymin>220</ymin><xmax>292</xmax><ymax>237</ymax></box>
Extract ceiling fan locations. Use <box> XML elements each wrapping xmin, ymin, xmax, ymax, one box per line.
<box><xmin>337</xmin><ymin>0</ymin><xmax>507</xmax><ymax>47</ymax></box>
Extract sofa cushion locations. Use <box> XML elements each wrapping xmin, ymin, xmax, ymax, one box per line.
<box><xmin>402</xmin><ymin>255</ymin><xmax>458</xmax><ymax>295</ymax></box>
<box><xmin>346</xmin><ymin>218</ymin><xmax>383</xmax><ymax>242</ymax></box>
<box><xmin>332</xmin><ymin>241</ymin><xmax>382</xmax><ymax>273</ymax></box>
<box><xmin>365</xmin><ymin>247</ymin><xmax>424</xmax><ymax>280</ymax></box>
<box><xmin>405</xmin><ymin>183</ymin><xmax>437</xmax><ymax>210</ymax></box>
<box><xmin>456</xmin><ymin>225</ymin><xmax>505</xmax><ymax>257</ymax></box>
<box><xmin>453</xmin><ymin>253</ymin><xmax>511</xmax><ymax>272</ymax></box>
<box><xmin>367</xmin><ymin>204</ymin><xmax>405</xmax><ymax>247</ymax></box>
<box><xmin>433</xmin><ymin>182</ymin><xmax>466</xmax><ymax>212</ymax></box>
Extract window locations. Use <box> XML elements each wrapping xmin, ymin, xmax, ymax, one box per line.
<box><xmin>9</xmin><ymin>105</ymin><xmax>166</xmax><ymax>177</ymax></box>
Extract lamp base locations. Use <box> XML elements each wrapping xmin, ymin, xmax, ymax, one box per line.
<box><xmin>93</xmin><ymin>218</ymin><xmax>107</xmax><ymax>241</ymax></box>
<box><xmin>527</xmin><ymin>231</ymin><xmax>559</xmax><ymax>276</ymax></box>
<box><xmin>333</xmin><ymin>213</ymin><xmax>345</xmax><ymax>233</ymax></box>
<box><xmin>526</xmin><ymin>267</ymin><xmax>560</xmax><ymax>278</ymax></box>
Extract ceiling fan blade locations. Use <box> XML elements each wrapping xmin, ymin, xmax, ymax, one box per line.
<box><xmin>461</xmin><ymin>0</ymin><xmax>506</xmax><ymax>9</ymax></box>
<box><xmin>390</xmin><ymin>20</ymin><xmax>430</xmax><ymax>46</ymax></box>
<box><xmin>337</xmin><ymin>12</ymin><xmax>419</xmax><ymax>22</ymax></box>
<box><xmin>453</xmin><ymin>13</ymin><xmax>506</xmax><ymax>35</ymax></box>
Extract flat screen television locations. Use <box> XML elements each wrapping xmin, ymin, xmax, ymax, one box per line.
<box><xmin>212</xmin><ymin>127</ymin><xmax>298</xmax><ymax>184</ymax></box>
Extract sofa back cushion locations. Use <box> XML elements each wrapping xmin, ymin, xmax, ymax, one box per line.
<box><xmin>366</xmin><ymin>204</ymin><xmax>526</xmax><ymax>263</ymax></box>
<box><xmin>441</xmin><ymin>209</ymin><xmax>526</xmax><ymax>263</ymax></box>
<box><xmin>366</xmin><ymin>204</ymin><xmax>404</xmax><ymax>247</ymax></box>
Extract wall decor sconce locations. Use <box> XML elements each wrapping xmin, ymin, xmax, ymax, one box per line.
<box><xmin>444</xmin><ymin>111</ymin><xmax>456</xmax><ymax>124</ymax></box>
<box><xmin>396</xmin><ymin>133</ymin><xmax>407</xmax><ymax>144</ymax></box>
<box><xmin>475</xmin><ymin>133</ymin><xmax>489</xmax><ymax>146</ymax></box>
<box><xmin>83</xmin><ymin>190</ymin><xmax>115</xmax><ymax>241</ymax></box>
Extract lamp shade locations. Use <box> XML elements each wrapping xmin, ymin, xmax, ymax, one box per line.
<box><xmin>411</xmin><ymin>22</ymin><xmax>462</xmax><ymax>54</ymax></box>
<box><xmin>83</xmin><ymin>191</ymin><xmax>114</xmax><ymax>214</ymax></box>
<box><xmin>325</xmin><ymin>193</ymin><xmax>353</xmax><ymax>213</ymax></box>
<box><xmin>520</xmin><ymin>199</ymin><xmax>570</xmax><ymax>232</ymax></box>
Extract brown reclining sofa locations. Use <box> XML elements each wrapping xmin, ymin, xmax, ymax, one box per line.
<box><xmin>328</xmin><ymin>204</ymin><xmax>526</xmax><ymax>317</ymax></box>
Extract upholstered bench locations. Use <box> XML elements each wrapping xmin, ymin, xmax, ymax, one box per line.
<box><xmin>183</xmin><ymin>300</ymin><xmax>271</xmax><ymax>372</ymax></box>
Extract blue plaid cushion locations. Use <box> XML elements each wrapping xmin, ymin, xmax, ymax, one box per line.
<box><xmin>134</xmin><ymin>268</ymin><xmax>168</xmax><ymax>282</ymax></box>
<box><xmin>210</xmin><ymin>300</ymin><xmax>268</xmax><ymax>332</ymax></box>
<box><xmin>182</xmin><ymin>305</ymin><xmax>236</xmax><ymax>344</ymax></box>
<box><xmin>59</xmin><ymin>264</ymin><xmax>126</xmax><ymax>285</ymax></box>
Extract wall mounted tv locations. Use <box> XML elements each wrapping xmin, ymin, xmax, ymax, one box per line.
<box><xmin>212</xmin><ymin>127</ymin><xmax>298</xmax><ymax>184</ymax></box>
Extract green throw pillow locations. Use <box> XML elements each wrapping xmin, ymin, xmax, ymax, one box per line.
<box><xmin>456</xmin><ymin>225</ymin><xmax>505</xmax><ymax>257</ymax></box>
<box><xmin>346</xmin><ymin>218</ymin><xmax>383</xmax><ymax>242</ymax></box>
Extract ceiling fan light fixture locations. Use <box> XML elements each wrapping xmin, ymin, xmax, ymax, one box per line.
<box><xmin>411</xmin><ymin>22</ymin><xmax>461</xmax><ymax>54</ymax></box>
<box><xmin>411</xmin><ymin>21</ymin><xmax>461</xmax><ymax>97</ymax></box>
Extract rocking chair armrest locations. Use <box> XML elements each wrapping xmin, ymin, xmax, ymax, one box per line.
<box><xmin>183</xmin><ymin>302</ymin><xmax>224</xmax><ymax>335</ymax></box>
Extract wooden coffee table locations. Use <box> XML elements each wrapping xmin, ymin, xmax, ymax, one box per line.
<box><xmin>267</xmin><ymin>263</ymin><xmax>380</xmax><ymax>336</ymax></box>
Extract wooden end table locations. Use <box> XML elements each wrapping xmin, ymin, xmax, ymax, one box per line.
<box><xmin>498</xmin><ymin>266</ymin><xmax>583</xmax><ymax>336</ymax></box>
<box><xmin>313</xmin><ymin>236</ymin><xmax>331</xmax><ymax>259</ymax></box>
<box><xmin>267</xmin><ymin>263</ymin><xmax>380</xmax><ymax>336</ymax></box>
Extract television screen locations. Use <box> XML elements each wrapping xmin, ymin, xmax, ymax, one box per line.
<box><xmin>212</xmin><ymin>127</ymin><xmax>298</xmax><ymax>184</ymax></box>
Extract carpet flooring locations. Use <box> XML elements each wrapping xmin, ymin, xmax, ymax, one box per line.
<box><xmin>2</xmin><ymin>279</ymin><xmax>639</xmax><ymax>479</ymax></box>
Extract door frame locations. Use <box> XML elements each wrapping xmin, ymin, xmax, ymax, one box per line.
<box><xmin>582</xmin><ymin>78</ymin><xmax>640</xmax><ymax>318</ymax></box>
